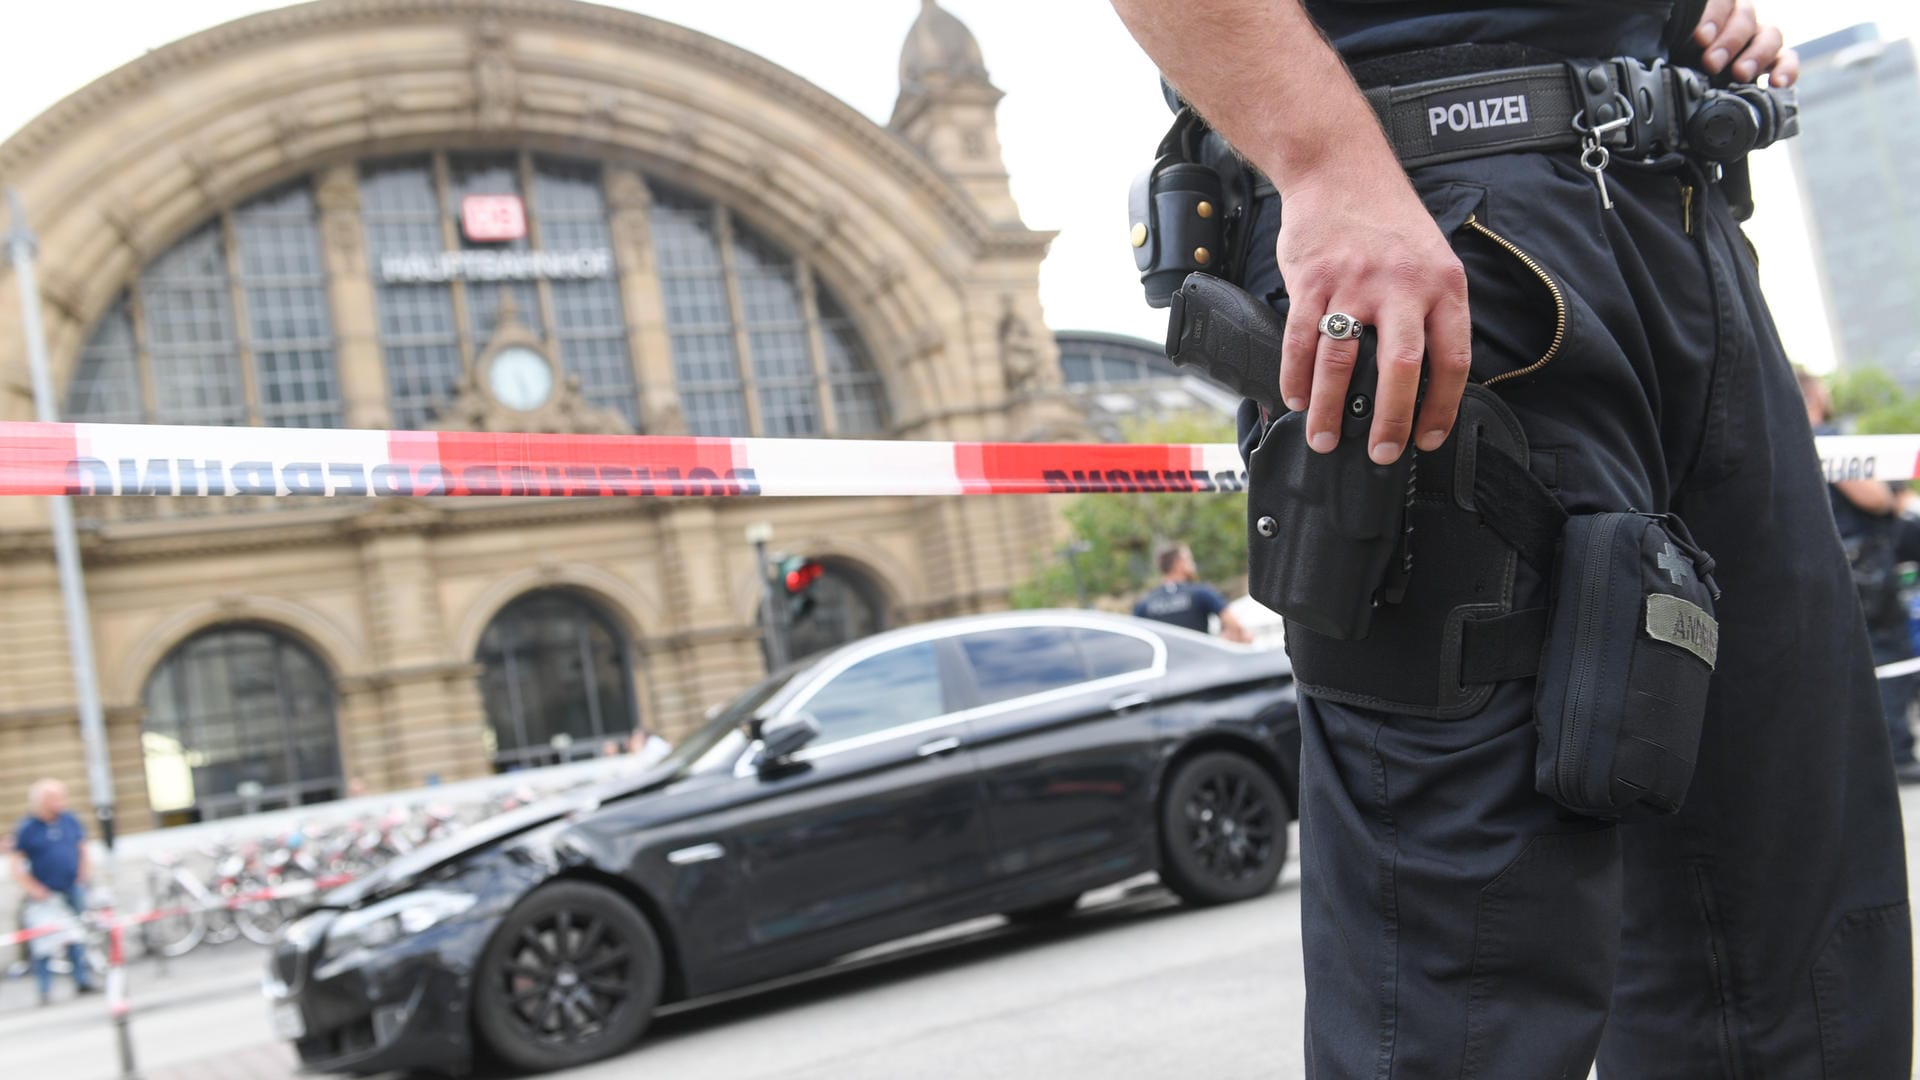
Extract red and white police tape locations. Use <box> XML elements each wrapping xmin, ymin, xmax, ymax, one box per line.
<box><xmin>0</xmin><ymin>421</ymin><xmax>1905</xmax><ymax>498</ymax></box>
<box><xmin>0</xmin><ymin>872</ymin><xmax>356</xmax><ymax>949</ymax></box>
<box><xmin>4</xmin><ymin>421</ymin><xmax>1917</xmax><ymax>674</ymax></box>
<box><xmin>0</xmin><ymin>421</ymin><xmax>1252</xmax><ymax>498</ymax></box>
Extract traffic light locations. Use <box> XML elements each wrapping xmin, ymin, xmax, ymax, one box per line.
<box><xmin>779</xmin><ymin>556</ymin><xmax>825</xmax><ymax>622</ymax></box>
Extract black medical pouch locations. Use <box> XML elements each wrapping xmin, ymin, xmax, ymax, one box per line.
<box><xmin>1534</xmin><ymin>511</ymin><xmax>1721</xmax><ymax>822</ymax></box>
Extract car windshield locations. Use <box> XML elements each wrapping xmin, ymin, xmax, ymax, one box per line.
<box><xmin>660</xmin><ymin>661</ymin><xmax>811</xmax><ymax>776</ymax></box>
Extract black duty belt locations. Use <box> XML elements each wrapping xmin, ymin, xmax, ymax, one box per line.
<box><xmin>1361</xmin><ymin>57</ymin><xmax>1798</xmax><ymax>170</ymax></box>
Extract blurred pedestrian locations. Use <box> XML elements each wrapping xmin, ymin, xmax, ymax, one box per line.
<box><xmin>11</xmin><ymin>780</ymin><xmax>95</xmax><ymax>1005</ymax></box>
<box><xmin>1134</xmin><ymin>544</ymin><xmax>1252</xmax><ymax>642</ymax></box>
<box><xmin>627</xmin><ymin>723</ymin><xmax>673</xmax><ymax>767</ymax></box>
<box><xmin>1800</xmin><ymin>370</ymin><xmax>1920</xmax><ymax>783</ymax></box>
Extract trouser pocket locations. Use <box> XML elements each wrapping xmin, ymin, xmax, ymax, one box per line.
<box><xmin>1461</xmin><ymin>828</ymin><xmax>1622</xmax><ymax>1078</ymax></box>
<box><xmin>1812</xmin><ymin>901</ymin><xmax>1914</xmax><ymax>1079</ymax></box>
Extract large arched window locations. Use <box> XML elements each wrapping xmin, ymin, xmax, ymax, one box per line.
<box><xmin>477</xmin><ymin>591</ymin><xmax>639</xmax><ymax>769</ymax></box>
<box><xmin>651</xmin><ymin>187</ymin><xmax>890</xmax><ymax>437</ymax></box>
<box><xmin>68</xmin><ymin>182</ymin><xmax>344</xmax><ymax>429</ymax></box>
<box><xmin>141</xmin><ymin>626</ymin><xmax>343</xmax><ymax>826</ymax></box>
<box><xmin>66</xmin><ymin>153</ymin><xmax>892</xmax><ymax>442</ymax></box>
<box><xmin>783</xmin><ymin>561</ymin><xmax>890</xmax><ymax>661</ymax></box>
<box><xmin>360</xmin><ymin>152</ymin><xmax>641</xmax><ymax>430</ymax></box>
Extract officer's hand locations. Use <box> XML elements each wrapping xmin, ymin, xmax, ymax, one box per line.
<box><xmin>1275</xmin><ymin>174</ymin><xmax>1472</xmax><ymax>465</ymax></box>
<box><xmin>1695</xmin><ymin>0</ymin><xmax>1800</xmax><ymax>87</ymax></box>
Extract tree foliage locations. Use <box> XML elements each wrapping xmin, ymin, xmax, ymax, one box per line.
<box><xmin>1011</xmin><ymin>414</ymin><xmax>1246</xmax><ymax>609</ymax></box>
<box><xmin>1828</xmin><ymin>367</ymin><xmax>1920</xmax><ymax>436</ymax></box>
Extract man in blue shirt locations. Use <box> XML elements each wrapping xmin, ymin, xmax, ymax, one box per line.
<box><xmin>1134</xmin><ymin>544</ymin><xmax>1252</xmax><ymax>641</ymax></box>
<box><xmin>12</xmin><ymin>779</ymin><xmax>94</xmax><ymax>1005</ymax></box>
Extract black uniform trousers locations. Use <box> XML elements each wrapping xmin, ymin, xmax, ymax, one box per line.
<box><xmin>1242</xmin><ymin>150</ymin><xmax>1914</xmax><ymax>1078</ymax></box>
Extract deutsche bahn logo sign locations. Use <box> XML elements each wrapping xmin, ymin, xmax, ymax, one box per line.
<box><xmin>461</xmin><ymin>194</ymin><xmax>527</xmax><ymax>242</ymax></box>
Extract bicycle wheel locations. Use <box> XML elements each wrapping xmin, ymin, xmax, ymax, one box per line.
<box><xmin>145</xmin><ymin>881</ymin><xmax>207</xmax><ymax>959</ymax></box>
<box><xmin>233</xmin><ymin>876</ymin><xmax>286</xmax><ymax>946</ymax></box>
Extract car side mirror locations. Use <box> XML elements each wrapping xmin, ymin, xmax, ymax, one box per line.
<box><xmin>759</xmin><ymin>714</ymin><xmax>820</xmax><ymax>766</ymax></box>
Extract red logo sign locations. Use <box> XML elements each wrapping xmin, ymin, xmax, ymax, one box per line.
<box><xmin>460</xmin><ymin>194</ymin><xmax>526</xmax><ymax>243</ymax></box>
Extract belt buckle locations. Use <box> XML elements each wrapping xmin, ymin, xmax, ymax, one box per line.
<box><xmin>1610</xmin><ymin>58</ymin><xmax>1677</xmax><ymax>157</ymax></box>
<box><xmin>1574</xmin><ymin>58</ymin><xmax>1669</xmax><ymax>158</ymax></box>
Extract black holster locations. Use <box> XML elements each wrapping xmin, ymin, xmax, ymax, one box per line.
<box><xmin>1265</xmin><ymin>386</ymin><xmax>1558</xmax><ymax>719</ymax></box>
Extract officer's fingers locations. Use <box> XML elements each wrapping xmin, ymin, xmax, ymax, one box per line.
<box><xmin>1733</xmin><ymin>25</ymin><xmax>1782</xmax><ymax>82</ymax></box>
<box><xmin>1704</xmin><ymin>2</ymin><xmax>1758</xmax><ymax>73</ymax></box>
<box><xmin>1367</xmin><ymin>309</ymin><xmax>1425</xmax><ymax>466</ymax></box>
<box><xmin>1693</xmin><ymin>0</ymin><xmax>1733</xmax><ymax>47</ymax></box>
<box><xmin>1414</xmin><ymin>289</ymin><xmax>1473</xmax><ymax>452</ymax></box>
<box><xmin>1305</xmin><ymin>317</ymin><xmax>1361</xmax><ymax>454</ymax></box>
<box><xmin>1770</xmin><ymin>47</ymin><xmax>1800</xmax><ymax>87</ymax></box>
<box><xmin>1279</xmin><ymin>290</ymin><xmax>1326</xmax><ymax>414</ymax></box>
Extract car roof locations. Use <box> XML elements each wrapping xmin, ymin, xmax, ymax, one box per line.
<box><xmin>758</xmin><ymin>609</ymin><xmax>1248</xmax><ymax>718</ymax></box>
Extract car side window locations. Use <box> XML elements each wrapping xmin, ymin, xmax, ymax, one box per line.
<box><xmin>800</xmin><ymin>641</ymin><xmax>947</xmax><ymax>746</ymax></box>
<box><xmin>1076</xmin><ymin>628</ymin><xmax>1156</xmax><ymax>679</ymax></box>
<box><xmin>959</xmin><ymin>627</ymin><xmax>1090</xmax><ymax>706</ymax></box>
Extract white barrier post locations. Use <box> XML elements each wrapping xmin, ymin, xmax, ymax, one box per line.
<box><xmin>106</xmin><ymin>921</ymin><xmax>139</xmax><ymax>1079</ymax></box>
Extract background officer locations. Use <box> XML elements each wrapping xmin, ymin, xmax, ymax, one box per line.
<box><xmin>1134</xmin><ymin>543</ymin><xmax>1254</xmax><ymax>641</ymax></box>
<box><xmin>1111</xmin><ymin>1</ymin><xmax>1912</xmax><ymax>1077</ymax></box>
<box><xmin>1800</xmin><ymin>368</ymin><xmax>1920</xmax><ymax>784</ymax></box>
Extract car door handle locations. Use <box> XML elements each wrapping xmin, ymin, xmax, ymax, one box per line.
<box><xmin>916</xmin><ymin>735</ymin><xmax>963</xmax><ymax>758</ymax></box>
<box><xmin>1108</xmin><ymin>692</ymin><xmax>1153</xmax><ymax>713</ymax></box>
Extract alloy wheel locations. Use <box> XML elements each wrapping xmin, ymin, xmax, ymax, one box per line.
<box><xmin>1182</xmin><ymin>768</ymin><xmax>1277</xmax><ymax>884</ymax></box>
<box><xmin>498</xmin><ymin>908</ymin><xmax>633</xmax><ymax>1045</ymax></box>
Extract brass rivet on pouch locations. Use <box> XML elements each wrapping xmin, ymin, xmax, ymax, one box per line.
<box><xmin>1130</xmin><ymin>223</ymin><xmax>1148</xmax><ymax>247</ymax></box>
<box><xmin>1193</xmin><ymin>246</ymin><xmax>1210</xmax><ymax>265</ymax></box>
<box><xmin>1196</xmin><ymin>201</ymin><xmax>1213</xmax><ymax>218</ymax></box>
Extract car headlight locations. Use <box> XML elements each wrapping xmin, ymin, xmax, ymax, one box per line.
<box><xmin>320</xmin><ymin>890</ymin><xmax>477</xmax><ymax>963</ymax></box>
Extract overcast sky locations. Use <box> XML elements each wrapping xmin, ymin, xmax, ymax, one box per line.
<box><xmin>3</xmin><ymin>1</ymin><xmax>1917</xmax><ymax>373</ymax></box>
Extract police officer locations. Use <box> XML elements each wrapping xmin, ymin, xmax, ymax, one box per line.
<box><xmin>1801</xmin><ymin>369</ymin><xmax>1920</xmax><ymax>784</ymax></box>
<box><xmin>1134</xmin><ymin>543</ymin><xmax>1254</xmax><ymax>641</ymax></box>
<box><xmin>1111</xmin><ymin>2</ymin><xmax>1912</xmax><ymax>1077</ymax></box>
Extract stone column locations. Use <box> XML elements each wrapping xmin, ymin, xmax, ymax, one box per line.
<box><xmin>642</xmin><ymin>504</ymin><xmax>765</xmax><ymax>732</ymax></box>
<box><xmin>314</xmin><ymin>164</ymin><xmax>391</xmax><ymax>430</ymax></box>
<box><xmin>350</xmin><ymin>506</ymin><xmax>489</xmax><ymax>789</ymax></box>
<box><xmin>605</xmin><ymin>168</ymin><xmax>683</xmax><ymax>435</ymax></box>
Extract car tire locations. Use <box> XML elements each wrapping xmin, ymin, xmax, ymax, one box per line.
<box><xmin>1004</xmin><ymin>895</ymin><xmax>1081</xmax><ymax>924</ymax></box>
<box><xmin>474</xmin><ymin>880</ymin><xmax>664</xmax><ymax>1073</ymax></box>
<box><xmin>1158</xmin><ymin>751</ymin><xmax>1289</xmax><ymax>906</ymax></box>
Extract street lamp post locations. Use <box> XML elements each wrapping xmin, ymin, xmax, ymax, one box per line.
<box><xmin>1064</xmin><ymin>541</ymin><xmax>1092</xmax><ymax>609</ymax></box>
<box><xmin>5</xmin><ymin>191</ymin><xmax>116</xmax><ymax>848</ymax></box>
<box><xmin>9</xmin><ymin>191</ymin><xmax>132</xmax><ymax>1077</ymax></box>
<box><xmin>746</xmin><ymin>523</ymin><xmax>787</xmax><ymax>669</ymax></box>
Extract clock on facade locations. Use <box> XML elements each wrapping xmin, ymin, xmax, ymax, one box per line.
<box><xmin>487</xmin><ymin>345</ymin><xmax>555</xmax><ymax>411</ymax></box>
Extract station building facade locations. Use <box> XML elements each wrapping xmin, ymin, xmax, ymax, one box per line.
<box><xmin>0</xmin><ymin>0</ymin><xmax>1083</xmax><ymax>828</ymax></box>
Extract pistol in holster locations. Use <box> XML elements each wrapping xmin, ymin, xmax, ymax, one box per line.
<box><xmin>1166</xmin><ymin>273</ymin><xmax>1725</xmax><ymax>824</ymax></box>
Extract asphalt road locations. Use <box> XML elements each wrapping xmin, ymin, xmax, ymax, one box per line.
<box><xmin>0</xmin><ymin>846</ymin><xmax>1306</xmax><ymax>1080</ymax></box>
<box><xmin>10</xmin><ymin>785</ymin><xmax>1920</xmax><ymax>1080</ymax></box>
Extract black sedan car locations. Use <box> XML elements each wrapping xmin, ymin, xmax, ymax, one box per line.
<box><xmin>266</xmin><ymin>611</ymin><xmax>1300</xmax><ymax>1075</ymax></box>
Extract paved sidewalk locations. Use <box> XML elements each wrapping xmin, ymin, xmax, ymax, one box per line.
<box><xmin>147</xmin><ymin>1040</ymin><xmax>300</xmax><ymax>1080</ymax></box>
<box><xmin>29</xmin><ymin>785</ymin><xmax>1920</xmax><ymax>1080</ymax></box>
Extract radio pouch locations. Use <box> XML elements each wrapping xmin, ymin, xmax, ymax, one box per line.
<box><xmin>1533</xmin><ymin>511</ymin><xmax>1721</xmax><ymax>822</ymax></box>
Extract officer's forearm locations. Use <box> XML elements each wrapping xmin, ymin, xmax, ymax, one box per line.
<box><xmin>1108</xmin><ymin>0</ymin><xmax>1398</xmax><ymax>193</ymax></box>
<box><xmin>1836</xmin><ymin>479</ymin><xmax>1896</xmax><ymax>516</ymax></box>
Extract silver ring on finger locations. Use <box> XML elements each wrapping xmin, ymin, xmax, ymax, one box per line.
<box><xmin>1317</xmin><ymin>312</ymin><xmax>1363</xmax><ymax>341</ymax></box>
